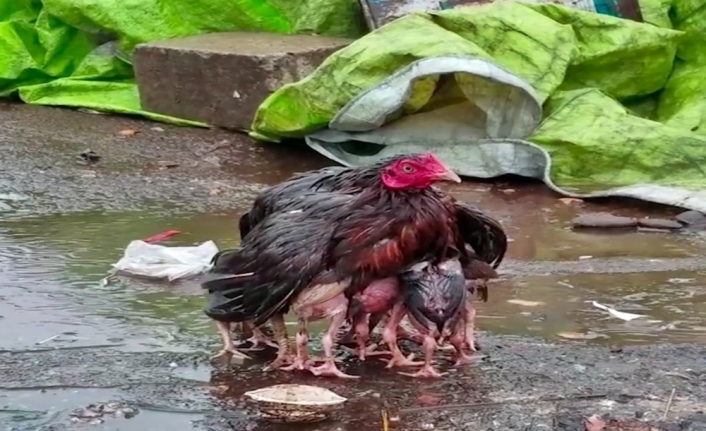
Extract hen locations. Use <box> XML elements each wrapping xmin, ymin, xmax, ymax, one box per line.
<box><xmin>235</xmin><ymin>156</ymin><xmax>506</xmax><ymax>358</ymax></box>
<box><xmin>203</xmin><ymin>153</ymin><xmax>465</xmax><ymax>378</ymax></box>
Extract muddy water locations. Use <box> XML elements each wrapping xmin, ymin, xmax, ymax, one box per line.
<box><xmin>1</xmin><ymin>184</ymin><xmax>705</xmax><ymax>355</ymax></box>
<box><xmin>1</xmin><ymin>188</ymin><xmax>706</xmax><ymax>431</ymax></box>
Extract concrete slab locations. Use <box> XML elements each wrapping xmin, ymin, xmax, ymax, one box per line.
<box><xmin>133</xmin><ymin>32</ymin><xmax>353</xmax><ymax>131</ymax></box>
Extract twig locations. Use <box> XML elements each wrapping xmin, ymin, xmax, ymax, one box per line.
<box><xmin>382</xmin><ymin>409</ymin><xmax>389</xmax><ymax>431</ymax></box>
<box><xmin>662</xmin><ymin>388</ymin><xmax>676</xmax><ymax>420</ymax></box>
<box><xmin>398</xmin><ymin>393</ymin><xmax>607</xmax><ymax>414</ymax></box>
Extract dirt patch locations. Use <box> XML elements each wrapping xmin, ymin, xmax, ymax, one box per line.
<box><xmin>4</xmin><ymin>337</ymin><xmax>706</xmax><ymax>430</ymax></box>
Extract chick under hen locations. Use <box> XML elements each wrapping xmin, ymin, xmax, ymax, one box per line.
<box><xmin>378</xmin><ymin>258</ymin><xmax>472</xmax><ymax>378</ymax></box>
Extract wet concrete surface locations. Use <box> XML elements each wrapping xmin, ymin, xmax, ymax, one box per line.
<box><xmin>3</xmin><ymin>101</ymin><xmax>706</xmax><ymax>430</ymax></box>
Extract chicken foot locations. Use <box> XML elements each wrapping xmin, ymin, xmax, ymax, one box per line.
<box><xmin>347</xmin><ymin>312</ymin><xmax>392</xmax><ymax>361</ymax></box>
<box><xmin>382</xmin><ymin>303</ymin><xmax>424</xmax><ymax>368</ymax></box>
<box><xmin>236</xmin><ymin>321</ymin><xmax>279</xmax><ymax>351</ymax></box>
<box><xmin>211</xmin><ymin>321</ymin><xmax>252</xmax><ymax>364</ymax></box>
<box><xmin>399</xmin><ymin>335</ymin><xmax>444</xmax><ymax>378</ymax></box>
<box><xmin>310</xmin><ymin>310</ymin><xmax>359</xmax><ymax>379</ymax></box>
<box><xmin>280</xmin><ymin>317</ymin><xmax>316</xmax><ymax>372</ymax></box>
<box><xmin>264</xmin><ymin>314</ymin><xmax>296</xmax><ymax>370</ymax></box>
<box><xmin>464</xmin><ymin>302</ymin><xmax>477</xmax><ymax>352</ymax></box>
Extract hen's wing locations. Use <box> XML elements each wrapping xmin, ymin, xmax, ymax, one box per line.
<box><xmin>327</xmin><ymin>191</ymin><xmax>459</xmax><ymax>299</ymax></box>
<box><xmin>453</xmin><ymin>200</ymin><xmax>507</xmax><ymax>269</ymax></box>
<box><xmin>238</xmin><ymin>167</ymin><xmax>348</xmax><ymax>239</ymax></box>
<box><xmin>204</xmin><ymin>191</ymin><xmax>354</xmax><ymax>326</ymax></box>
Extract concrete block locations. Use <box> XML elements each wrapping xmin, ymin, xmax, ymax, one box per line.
<box><xmin>133</xmin><ymin>32</ymin><xmax>352</xmax><ymax>130</ymax></box>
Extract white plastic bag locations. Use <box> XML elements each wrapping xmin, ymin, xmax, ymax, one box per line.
<box><xmin>112</xmin><ymin>240</ymin><xmax>219</xmax><ymax>281</ymax></box>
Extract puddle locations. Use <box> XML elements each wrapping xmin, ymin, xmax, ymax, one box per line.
<box><xmin>481</xmin><ymin>271</ymin><xmax>706</xmax><ymax>345</ymax></box>
<box><xmin>0</xmin><ymin>387</ymin><xmax>206</xmax><ymax>431</ymax></box>
<box><xmin>1</xmin><ymin>185</ymin><xmax>706</xmax><ymax>354</ymax></box>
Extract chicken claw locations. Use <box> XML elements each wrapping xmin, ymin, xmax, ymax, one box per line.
<box><xmin>310</xmin><ymin>362</ymin><xmax>359</xmax><ymax>379</ymax></box>
<box><xmin>383</xmin><ymin>351</ymin><xmax>423</xmax><ymax>368</ymax></box>
<box><xmin>236</xmin><ymin>326</ymin><xmax>279</xmax><ymax>351</ymax></box>
<box><xmin>263</xmin><ymin>315</ymin><xmax>296</xmax><ymax>371</ymax></box>
<box><xmin>399</xmin><ymin>364</ymin><xmax>445</xmax><ymax>378</ymax></box>
<box><xmin>212</xmin><ymin>321</ymin><xmax>251</xmax><ymax>365</ymax></box>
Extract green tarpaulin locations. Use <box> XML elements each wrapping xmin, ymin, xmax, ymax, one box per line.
<box><xmin>2</xmin><ymin>0</ymin><xmax>706</xmax><ymax>209</ymax></box>
<box><xmin>0</xmin><ymin>0</ymin><xmax>364</xmax><ymax>124</ymax></box>
<box><xmin>252</xmin><ymin>2</ymin><xmax>706</xmax><ymax>210</ymax></box>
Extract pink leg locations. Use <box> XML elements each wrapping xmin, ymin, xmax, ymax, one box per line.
<box><xmin>310</xmin><ymin>312</ymin><xmax>359</xmax><ymax>379</ymax></box>
<box><xmin>237</xmin><ymin>321</ymin><xmax>279</xmax><ymax>351</ymax></box>
<box><xmin>280</xmin><ymin>318</ymin><xmax>315</xmax><ymax>372</ymax></box>
<box><xmin>264</xmin><ymin>315</ymin><xmax>295</xmax><ymax>370</ymax></box>
<box><xmin>382</xmin><ymin>303</ymin><xmax>423</xmax><ymax>368</ymax></box>
<box><xmin>353</xmin><ymin>313</ymin><xmax>371</xmax><ymax>361</ymax></box>
<box><xmin>450</xmin><ymin>322</ymin><xmax>474</xmax><ymax>366</ymax></box>
<box><xmin>464</xmin><ymin>301</ymin><xmax>477</xmax><ymax>352</ymax></box>
<box><xmin>211</xmin><ymin>321</ymin><xmax>251</xmax><ymax>363</ymax></box>
<box><xmin>400</xmin><ymin>336</ymin><xmax>443</xmax><ymax>378</ymax></box>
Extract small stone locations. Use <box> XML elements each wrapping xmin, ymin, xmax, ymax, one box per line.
<box><xmin>637</xmin><ymin>218</ymin><xmax>683</xmax><ymax>230</ymax></box>
<box><xmin>169</xmin><ymin>362</ymin><xmax>178</xmax><ymax>368</ymax></box>
<box><xmin>635</xmin><ymin>410</ymin><xmax>644</xmax><ymax>419</ymax></box>
<box><xmin>572</xmin><ymin>212</ymin><xmax>638</xmax><ymax>228</ymax></box>
<box><xmin>157</xmin><ymin>160</ymin><xmax>179</xmax><ymax>169</ymax></box>
<box><xmin>675</xmin><ymin>210</ymin><xmax>706</xmax><ymax>228</ymax></box>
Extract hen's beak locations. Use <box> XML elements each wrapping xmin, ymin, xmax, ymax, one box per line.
<box><xmin>435</xmin><ymin>166</ymin><xmax>462</xmax><ymax>183</ymax></box>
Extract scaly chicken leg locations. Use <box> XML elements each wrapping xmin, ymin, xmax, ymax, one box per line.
<box><xmin>235</xmin><ymin>321</ymin><xmax>279</xmax><ymax>351</ymax></box>
<box><xmin>382</xmin><ymin>302</ymin><xmax>424</xmax><ymax>368</ymax></box>
<box><xmin>211</xmin><ymin>321</ymin><xmax>251</xmax><ymax>364</ymax></box>
<box><xmin>265</xmin><ymin>314</ymin><xmax>295</xmax><ymax>370</ymax></box>
<box><xmin>399</xmin><ymin>335</ymin><xmax>443</xmax><ymax>378</ymax></box>
<box><xmin>464</xmin><ymin>299</ymin><xmax>478</xmax><ymax>352</ymax></box>
<box><xmin>280</xmin><ymin>317</ymin><xmax>315</xmax><ymax>372</ymax></box>
<box><xmin>311</xmin><ymin>309</ymin><xmax>359</xmax><ymax>379</ymax></box>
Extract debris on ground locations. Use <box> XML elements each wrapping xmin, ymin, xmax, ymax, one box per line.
<box><xmin>142</xmin><ymin>229</ymin><xmax>181</xmax><ymax>243</ymax></box>
<box><xmin>243</xmin><ymin>384</ymin><xmax>347</xmax><ymax>423</ymax></box>
<box><xmin>78</xmin><ymin>149</ymin><xmax>101</xmax><ymax>164</ymax></box>
<box><xmin>157</xmin><ymin>160</ymin><xmax>180</xmax><ymax>169</ymax></box>
<box><xmin>112</xmin><ymin>239</ymin><xmax>218</xmax><ymax>281</ymax></box>
<box><xmin>572</xmin><ymin>213</ymin><xmax>639</xmax><ymax>229</ymax></box>
<box><xmin>592</xmin><ymin>301</ymin><xmax>645</xmax><ymax>321</ymax></box>
<box><xmin>573</xmin><ymin>213</ymin><xmax>690</xmax><ymax>233</ymax></box>
<box><xmin>118</xmin><ymin>129</ymin><xmax>140</xmax><ymax>136</ymax></box>
<box><xmin>675</xmin><ymin>210</ymin><xmax>706</xmax><ymax>229</ymax></box>
<box><xmin>69</xmin><ymin>402</ymin><xmax>139</xmax><ymax>424</ymax></box>
<box><xmin>637</xmin><ymin>218</ymin><xmax>683</xmax><ymax>230</ymax></box>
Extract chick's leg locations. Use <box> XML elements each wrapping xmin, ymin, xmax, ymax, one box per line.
<box><xmin>211</xmin><ymin>321</ymin><xmax>251</xmax><ymax>364</ymax></box>
<box><xmin>236</xmin><ymin>320</ymin><xmax>279</xmax><ymax>351</ymax></box>
<box><xmin>311</xmin><ymin>309</ymin><xmax>359</xmax><ymax>379</ymax></box>
<box><xmin>265</xmin><ymin>314</ymin><xmax>295</xmax><ymax>370</ymax></box>
<box><xmin>280</xmin><ymin>317</ymin><xmax>314</xmax><ymax>372</ymax></box>
<box><xmin>399</xmin><ymin>335</ymin><xmax>443</xmax><ymax>378</ymax></box>
<box><xmin>383</xmin><ymin>303</ymin><xmax>423</xmax><ymax>368</ymax></box>
<box><xmin>464</xmin><ymin>299</ymin><xmax>478</xmax><ymax>352</ymax></box>
<box><xmin>450</xmin><ymin>318</ymin><xmax>474</xmax><ymax>366</ymax></box>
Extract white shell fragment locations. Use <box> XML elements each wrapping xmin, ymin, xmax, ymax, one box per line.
<box><xmin>244</xmin><ymin>384</ymin><xmax>347</xmax><ymax>423</ymax></box>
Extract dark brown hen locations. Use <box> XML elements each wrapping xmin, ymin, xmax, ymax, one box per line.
<box><xmin>204</xmin><ymin>153</ymin><xmax>464</xmax><ymax>378</ymax></box>
<box><xmin>238</xmin><ymin>158</ymin><xmax>507</xmax><ymax>299</ymax></box>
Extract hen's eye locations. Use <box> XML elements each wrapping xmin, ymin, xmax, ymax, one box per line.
<box><xmin>402</xmin><ymin>164</ymin><xmax>414</xmax><ymax>173</ymax></box>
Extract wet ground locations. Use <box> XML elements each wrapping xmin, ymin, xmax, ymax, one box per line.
<box><xmin>3</xmin><ymin>101</ymin><xmax>706</xmax><ymax>430</ymax></box>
